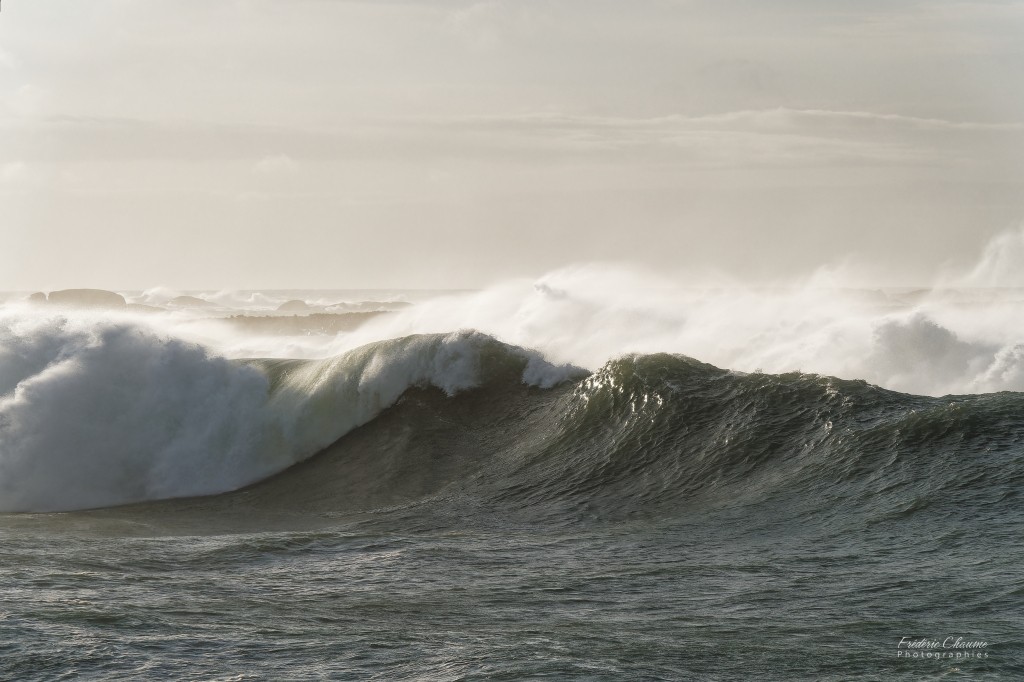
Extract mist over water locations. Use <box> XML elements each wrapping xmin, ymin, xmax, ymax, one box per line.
<box><xmin>165</xmin><ymin>223</ymin><xmax>1024</xmax><ymax>397</ymax></box>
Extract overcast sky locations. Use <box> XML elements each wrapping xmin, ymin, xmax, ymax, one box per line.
<box><xmin>1</xmin><ymin>0</ymin><xmax>1023</xmax><ymax>289</ymax></box>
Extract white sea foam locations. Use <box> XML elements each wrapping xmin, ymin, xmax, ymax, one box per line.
<box><xmin>0</xmin><ymin>315</ymin><xmax>553</xmax><ymax>512</ymax></box>
<box><xmin>0</xmin><ymin>315</ymin><xmax>275</xmax><ymax>511</ymax></box>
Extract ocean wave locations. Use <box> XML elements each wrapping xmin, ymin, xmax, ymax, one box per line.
<box><xmin>0</xmin><ymin>315</ymin><xmax>580</xmax><ymax>512</ymax></box>
<box><xmin>194</xmin><ymin>351</ymin><xmax>1024</xmax><ymax>526</ymax></box>
<box><xmin>1</xmin><ymin>306</ymin><xmax>1022</xmax><ymax>517</ymax></box>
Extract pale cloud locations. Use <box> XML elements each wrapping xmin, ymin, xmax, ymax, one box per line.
<box><xmin>6</xmin><ymin>84</ymin><xmax>51</xmax><ymax>117</ymax></box>
<box><xmin>0</xmin><ymin>46</ymin><xmax>18</xmax><ymax>71</ymax></box>
<box><xmin>447</xmin><ymin>1</ymin><xmax>506</xmax><ymax>49</ymax></box>
<box><xmin>3</xmin><ymin>107</ymin><xmax>1023</xmax><ymax>177</ymax></box>
<box><xmin>253</xmin><ymin>154</ymin><xmax>298</xmax><ymax>175</ymax></box>
<box><xmin>1</xmin><ymin>161</ymin><xmax>26</xmax><ymax>182</ymax></box>
<box><xmin>1</xmin><ymin>0</ymin><xmax>1022</xmax><ymax>288</ymax></box>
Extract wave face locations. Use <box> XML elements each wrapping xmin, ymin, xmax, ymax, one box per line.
<box><xmin>0</xmin><ymin>316</ymin><xmax>580</xmax><ymax>512</ymax></box>
<box><xmin>486</xmin><ymin>355</ymin><xmax>1023</xmax><ymax>522</ymax></box>
<box><xmin>172</xmin><ymin>350</ymin><xmax>1024</xmax><ymax>532</ymax></box>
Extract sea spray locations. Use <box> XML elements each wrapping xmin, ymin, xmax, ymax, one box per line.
<box><xmin>0</xmin><ymin>315</ymin><xmax>577</xmax><ymax>512</ymax></box>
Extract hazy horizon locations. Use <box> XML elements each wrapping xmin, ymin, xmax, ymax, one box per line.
<box><xmin>2</xmin><ymin>1</ymin><xmax>1024</xmax><ymax>289</ymax></box>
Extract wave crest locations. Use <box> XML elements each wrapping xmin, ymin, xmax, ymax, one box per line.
<box><xmin>0</xmin><ymin>316</ymin><xmax>580</xmax><ymax>512</ymax></box>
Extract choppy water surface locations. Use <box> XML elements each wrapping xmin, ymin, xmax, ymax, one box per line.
<box><xmin>1</xmin><ymin>351</ymin><xmax>1021</xmax><ymax>679</ymax></box>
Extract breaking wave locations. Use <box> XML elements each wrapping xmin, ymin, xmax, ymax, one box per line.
<box><xmin>0</xmin><ymin>315</ymin><xmax>579</xmax><ymax>512</ymax></box>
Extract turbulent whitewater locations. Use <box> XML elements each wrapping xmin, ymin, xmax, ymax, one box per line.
<box><xmin>1</xmin><ymin>280</ymin><xmax>1021</xmax><ymax>679</ymax></box>
<box><xmin>0</xmin><ymin>315</ymin><xmax>578</xmax><ymax>512</ymax></box>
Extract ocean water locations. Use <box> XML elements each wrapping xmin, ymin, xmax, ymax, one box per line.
<box><xmin>0</xmin><ymin>283</ymin><xmax>1021</xmax><ymax>679</ymax></box>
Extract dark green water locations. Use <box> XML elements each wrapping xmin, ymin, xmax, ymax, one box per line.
<box><xmin>1</xmin><ymin>351</ymin><xmax>1021</xmax><ymax>679</ymax></box>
